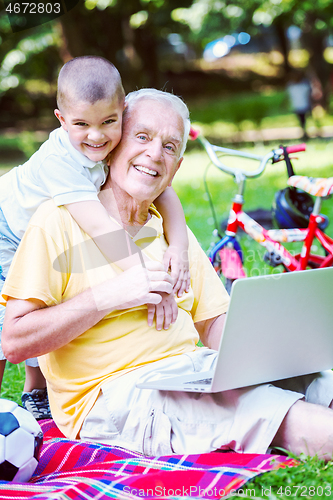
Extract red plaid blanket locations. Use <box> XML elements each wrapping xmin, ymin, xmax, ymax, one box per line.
<box><xmin>0</xmin><ymin>420</ymin><xmax>296</xmax><ymax>499</ymax></box>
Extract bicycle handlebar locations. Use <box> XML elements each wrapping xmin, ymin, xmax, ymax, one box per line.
<box><xmin>284</xmin><ymin>143</ymin><xmax>306</xmax><ymax>154</ymax></box>
<box><xmin>189</xmin><ymin>128</ymin><xmax>200</xmax><ymax>140</ymax></box>
<box><xmin>189</xmin><ymin>128</ymin><xmax>306</xmax><ymax>180</ymax></box>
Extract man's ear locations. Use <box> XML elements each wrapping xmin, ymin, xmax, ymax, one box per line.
<box><xmin>54</xmin><ymin>109</ymin><xmax>68</xmax><ymax>131</ymax></box>
<box><xmin>168</xmin><ymin>157</ymin><xmax>183</xmax><ymax>187</ymax></box>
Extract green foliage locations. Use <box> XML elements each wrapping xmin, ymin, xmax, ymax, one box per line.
<box><xmin>2</xmin><ymin>0</ymin><xmax>333</xmax><ymax>129</ymax></box>
<box><xmin>16</xmin><ymin>131</ymin><xmax>41</xmax><ymax>158</ymax></box>
<box><xmin>0</xmin><ymin>21</ymin><xmax>62</xmax><ymax>128</ymax></box>
<box><xmin>173</xmin><ymin>0</ymin><xmax>333</xmax><ymax>110</ymax></box>
<box><xmin>0</xmin><ymin>130</ymin><xmax>45</xmax><ymax>163</ymax></box>
<box><xmin>188</xmin><ymin>91</ymin><xmax>287</xmax><ymax>131</ymax></box>
<box><xmin>179</xmin><ymin>0</ymin><xmax>333</xmax><ymax>44</ymax></box>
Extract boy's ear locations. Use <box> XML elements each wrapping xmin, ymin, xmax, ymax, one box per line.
<box><xmin>54</xmin><ymin>109</ymin><xmax>68</xmax><ymax>131</ymax></box>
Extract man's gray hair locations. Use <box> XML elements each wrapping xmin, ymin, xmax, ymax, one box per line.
<box><xmin>125</xmin><ymin>89</ymin><xmax>190</xmax><ymax>157</ymax></box>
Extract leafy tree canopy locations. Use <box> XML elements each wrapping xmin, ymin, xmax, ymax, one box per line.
<box><xmin>1</xmin><ymin>0</ymin><xmax>333</xmax><ymax>128</ymax></box>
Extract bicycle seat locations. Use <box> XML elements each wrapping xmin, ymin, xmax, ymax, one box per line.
<box><xmin>287</xmin><ymin>175</ymin><xmax>333</xmax><ymax>197</ymax></box>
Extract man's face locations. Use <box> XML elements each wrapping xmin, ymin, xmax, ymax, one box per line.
<box><xmin>109</xmin><ymin>98</ymin><xmax>184</xmax><ymax>202</ymax></box>
<box><xmin>54</xmin><ymin>96</ymin><xmax>124</xmax><ymax>162</ymax></box>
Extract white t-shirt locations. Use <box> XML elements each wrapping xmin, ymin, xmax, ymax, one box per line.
<box><xmin>0</xmin><ymin>127</ymin><xmax>108</xmax><ymax>239</ymax></box>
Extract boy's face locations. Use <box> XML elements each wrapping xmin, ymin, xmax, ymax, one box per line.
<box><xmin>54</xmin><ymin>96</ymin><xmax>124</xmax><ymax>162</ymax></box>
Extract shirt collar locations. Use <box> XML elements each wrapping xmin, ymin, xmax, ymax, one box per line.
<box><xmin>58</xmin><ymin>127</ymin><xmax>106</xmax><ymax>169</ymax></box>
<box><xmin>132</xmin><ymin>205</ymin><xmax>163</xmax><ymax>245</ymax></box>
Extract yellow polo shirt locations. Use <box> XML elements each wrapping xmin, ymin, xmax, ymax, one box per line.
<box><xmin>2</xmin><ymin>200</ymin><xmax>229</xmax><ymax>439</ymax></box>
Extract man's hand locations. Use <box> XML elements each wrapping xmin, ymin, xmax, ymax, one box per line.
<box><xmin>163</xmin><ymin>245</ymin><xmax>190</xmax><ymax>297</ymax></box>
<box><xmin>92</xmin><ymin>261</ymin><xmax>174</xmax><ymax>312</ymax></box>
<box><xmin>147</xmin><ymin>292</ymin><xmax>178</xmax><ymax>331</ymax></box>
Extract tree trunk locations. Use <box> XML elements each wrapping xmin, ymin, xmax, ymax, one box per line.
<box><xmin>274</xmin><ymin>16</ymin><xmax>291</xmax><ymax>74</ymax></box>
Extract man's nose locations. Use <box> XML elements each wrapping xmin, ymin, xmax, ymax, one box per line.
<box><xmin>147</xmin><ymin>139</ymin><xmax>163</xmax><ymax>161</ymax></box>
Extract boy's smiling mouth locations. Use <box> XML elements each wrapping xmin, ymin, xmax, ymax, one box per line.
<box><xmin>85</xmin><ymin>142</ymin><xmax>108</xmax><ymax>149</ymax></box>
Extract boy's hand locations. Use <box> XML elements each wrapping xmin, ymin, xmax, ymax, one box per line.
<box><xmin>147</xmin><ymin>292</ymin><xmax>178</xmax><ymax>331</ymax></box>
<box><xmin>163</xmin><ymin>245</ymin><xmax>190</xmax><ymax>297</ymax></box>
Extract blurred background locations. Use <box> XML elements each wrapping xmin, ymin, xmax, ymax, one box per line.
<box><xmin>2</xmin><ymin>0</ymin><xmax>333</xmax><ymax>144</ymax></box>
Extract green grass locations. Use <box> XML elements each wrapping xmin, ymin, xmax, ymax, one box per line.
<box><xmin>2</xmin><ymin>362</ymin><xmax>24</xmax><ymax>405</ymax></box>
<box><xmin>233</xmin><ymin>454</ymin><xmax>333</xmax><ymax>499</ymax></box>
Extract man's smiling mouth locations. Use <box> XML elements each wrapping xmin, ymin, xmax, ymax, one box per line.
<box><xmin>134</xmin><ymin>165</ymin><xmax>158</xmax><ymax>176</ymax></box>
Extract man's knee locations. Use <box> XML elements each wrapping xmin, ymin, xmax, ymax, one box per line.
<box><xmin>272</xmin><ymin>400</ymin><xmax>333</xmax><ymax>460</ymax></box>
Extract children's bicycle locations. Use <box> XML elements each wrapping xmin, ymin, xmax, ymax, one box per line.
<box><xmin>190</xmin><ymin>129</ymin><xmax>333</xmax><ymax>293</ymax></box>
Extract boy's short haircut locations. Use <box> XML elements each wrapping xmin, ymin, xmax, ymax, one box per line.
<box><xmin>57</xmin><ymin>56</ymin><xmax>125</xmax><ymax>111</ymax></box>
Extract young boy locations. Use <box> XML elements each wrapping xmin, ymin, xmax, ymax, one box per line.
<box><xmin>0</xmin><ymin>56</ymin><xmax>190</xmax><ymax>419</ymax></box>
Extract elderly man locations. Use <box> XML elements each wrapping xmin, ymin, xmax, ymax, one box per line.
<box><xmin>3</xmin><ymin>89</ymin><xmax>333</xmax><ymax>459</ymax></box>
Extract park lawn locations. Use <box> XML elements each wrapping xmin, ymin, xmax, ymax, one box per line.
<box><xmin>233</xmin><ymin>454</ymin><xmax>333</xmax><ymax>499</ymax></box>
<box><xmin>1</xmin><ymin>136</ymin><xmax>333</xmax><ymax>498</ymax></box>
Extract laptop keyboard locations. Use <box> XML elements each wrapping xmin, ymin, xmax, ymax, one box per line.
<box><xmin>184</xmin><ymin>378</ymin><xmax>212</xmax><ymax>385</ymax></box>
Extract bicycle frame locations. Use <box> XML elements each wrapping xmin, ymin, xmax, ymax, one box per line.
<box><xmin>190</xmin><ymin>131</ymin><xmax>333</xmax><ymax>279</ymax></box>
<box><xmin>209</xmin><ymin>195</ymin><xmax>333</xmax><ymax>280</ymax></box>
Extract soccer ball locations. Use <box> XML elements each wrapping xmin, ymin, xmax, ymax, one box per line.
<box><xmin>0</xmin><ymin>398</ymin><xmax>43</xmax><ymax>482</ymax></box>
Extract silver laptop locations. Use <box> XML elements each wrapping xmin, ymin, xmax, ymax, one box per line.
<box><xmin>136</xmin><ymin>267</ymin><xmax>333</xmax><ymax>393</ymax></box>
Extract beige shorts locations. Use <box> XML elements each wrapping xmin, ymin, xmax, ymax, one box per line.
<box><xmin>80</xmin><ymin>349</ymin><xmax>333</xmax><ymax>456</ymax></box>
